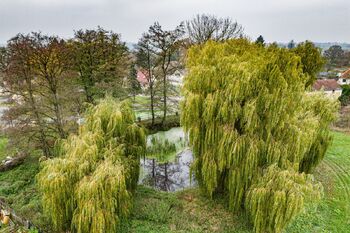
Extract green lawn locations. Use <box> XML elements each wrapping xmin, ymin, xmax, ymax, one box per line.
<box><xmin>0</xmin><ymin>137</ymin><xmax>8</xmax><ymax>161</ymax></box>
<box><xmin>122</xmin><ymin>186</ymin><xmax>251</xmax><ymax>233</ymax></box>
<box><xmin>286</xmin><ymin>131</ymin><xmax>350</xmax><ymax>232</ymax></box>
<box><xmin>127</xmin><ymin>131</ymin><xmax>350</xmax><ymax>233</ymax></box>
<box><xmin>0</xmin><ymin>131</ymin><xmax>350</xmax><ymax>232</ymax></box>
<box><xmin>132</xmin><ymin>95</ymin><xmax>180</xmax><ymax>121</ymax></box>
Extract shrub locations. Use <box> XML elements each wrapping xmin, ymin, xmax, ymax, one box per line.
<box><xmin>37</xmin><ymin>98</ymin><xmax>146</xmax><ymax>233</ymax></box>
<box><xmin>339</xmin><ymin>84</ymin><xmax>350</xmax><ymax>106</ymax></box>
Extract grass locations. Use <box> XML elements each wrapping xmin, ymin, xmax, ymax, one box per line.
<box><xmin>132</xmin><ymin>94</ymin><xmax>180</xmax><ymax>122</ymax></box>
<box><xmin>140</xmin><ymin>115</ymin><xmax>180</xmax><ymax>134</ymax></box>
<box><xmin>122</xmin><ymin>186</ymin><xmax>251</xmax><ymax>233</ymax></box>
<box><xmin>286</xmin><ymin>131</ymin><xmax>350</xmax><ymax>232</ymax></box>
<box><xmin>125</xmin><ymin>131</ymin><xmax>350</xmax><ymax>232</ymax></box>
<box><xmin>0</xmin><ymin>137</ymin><xmax>8</xmax><ymax>161</ymax></box>
<box><xmin>0</xmin><ymin>139</ymin><xmax>50</xmax><ymax>231</ymax></box>
<box><xmin>1</xmin><ymin>130</ymin><xmax>350</xmax><ymax>232</ymax></box>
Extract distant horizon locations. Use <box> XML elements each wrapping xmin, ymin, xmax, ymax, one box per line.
<box><xmin>0</xmin><ymin>29</ymin><xmax>350</xmax><ymax>45</ymax></box>
<box><xmin>1</xmin><ymin>37</ymin><xmax>350</xmax><ymax>46</ymax></box>
<box><xmin>0</xmin><ymin>0</ymin><xmax>349</xmax><ymax>45</ymax></box>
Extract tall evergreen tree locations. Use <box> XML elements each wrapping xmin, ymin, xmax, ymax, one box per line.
<box><xmin>287</xmin><ymin>39</ymin><xmax>296</xmax><ymax>49</ymax></box>
<box><xmin>255</xmin><ymin>35</ymin><xmax>265</xmax><ymax>46</ymax></box>
<box><xmin>181</xmin><ymin>39</ymin><xmax>337</xmax><ymax>233</ymax></box>
<box><xmin>128</xmin><ymin>64</ymin><xmax>141</xmax><ymax>100</ymax></box>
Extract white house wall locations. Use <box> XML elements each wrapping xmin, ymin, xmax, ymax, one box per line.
<box><xmin>337</xmin><ymin>79</ymin><xmax>350</xmax><ymax>85</ymax></box>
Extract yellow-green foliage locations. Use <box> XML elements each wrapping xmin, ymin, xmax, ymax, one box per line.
<box><xmin>37</xmin><ymin>98</ymin><xmax>146</xmax><ymax>233</ymax></box>
<box><xmin>181</xmin><ymin>39</ymin><xmax>337</xmax><ymax>232</ymax></box>
<box><xmin>245</xmin><ymin>164</ymin><xmax>322</xmax><ymax>233</ymax></box>
<box><xmin>147</xmin><ymin>136</ymin><xmax>177</xmax><ymax>163</ymax></box>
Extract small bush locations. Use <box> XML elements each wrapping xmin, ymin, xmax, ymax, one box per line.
<box><xmin>339</xmin><ymin>84</ymin><xmax>350</xmax><ymax>106</ymax></box>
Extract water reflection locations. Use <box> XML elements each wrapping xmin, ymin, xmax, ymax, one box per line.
<box><xmin>140</xmin><ymin>149</ymin><xmax>195</xmax><ymax>191</ymax></box>
<box><xmin>139</xmin><ymin>127</ymin><xmax>196</xmax><ymax>191</ymax></box>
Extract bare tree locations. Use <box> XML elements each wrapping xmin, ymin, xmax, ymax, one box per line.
<box><xmin>147</xmin><ymin>22</ymin><xmax>185</xmax><ymax>125</ymax></box>
<box><xmin>136</xmin><ymin>35</ymin><xmax>158</xmax><ymax>125</ymax></box>
<box><xmin>1</xmin><ymin>34</ymin><xmax>52</xmax><ymax>156</ymax></box>
<box><xmin>136</xmin><ymin>22</ymin><xmax>185</xmax><ymax>126</ymax></box>
<box><xmin>31</xmin><ymin>33</ymin><xmax>69</xmax><ymax>139</ymax></box>
<box><xmin>186</xmin><ymin>14</ymin><xmax>243</xmax><ymax>44</ymax></box>
<box><xmin>0</xmin><ymin>33</ymin><xmax>80</xmax><ymax>156</ymax></box>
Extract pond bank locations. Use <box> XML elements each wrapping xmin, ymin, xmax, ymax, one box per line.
<box><xmin>138</xmin><ymin>115</ymin><xmax>180</xmax><ymax>134</ymax></box>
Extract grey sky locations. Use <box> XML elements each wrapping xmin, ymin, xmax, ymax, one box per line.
<box><xmin>0</xmin><ymin>0</ymin><xmax>349</xmax><ymax>44</ymax></box>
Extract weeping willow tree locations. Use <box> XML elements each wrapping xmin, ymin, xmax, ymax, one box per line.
<box><xmin>181</xmin><ymin>39</ymin><xmax>337</xmax><ymax>232</ymax></box>
<box><xmin>37</xmin><ymin>98</ymin><xmax>146</xmax><ymax>233</ymax></box>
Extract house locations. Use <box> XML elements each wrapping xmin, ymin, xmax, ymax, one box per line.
<box><xmin>136</xmin><ymin>69</ymin><xmax>149</xmax><ymax>87</ymax></box>
<box><xmin>168</xmin><ymin>70</ymin><xmax>185</xmax><ymax>86</ymax></box>
<box><xmin>312</xmin><ymin>79</ymin><xmax>342</xmax><ymax>98</ymax></box>
<box><xmin>337</xmin><ymin>68</ymin><xmax>350</xmax><ymax>85</ymax></box>
<box><xmin>136</xmin><ymin>68</ymin><xmax>185</xmax><ymax>88</ymax></box>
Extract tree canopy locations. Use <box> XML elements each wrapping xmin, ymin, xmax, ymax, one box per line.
<box><xmin>69</xmin><ymin>27</ymin><xmax>130</xmax><ymax>103</ymax></box>
<box><xmin>287</xmin><ymin>40</ymin><xmax>296</xmax><ymax>49</ymax></box>
<box><xmin>292</xmin><ymin>40</ymin><xmax>325</xmax><ymax>88</ymax></box>
<box><xmin>37</xmin><ymin>98</ymin><xmax>146</xmax><ymax>233</ymax></box>
<box><xmin>186</xmin><ymin>14</ymin><xmax>243</xmax><ymax>45</ymax></box>
<box><xmin>0</xmin><ymin>33</ymin><xmax>78</xmax><ymax>156</ymax></box>
<box><xmin>136</xmin><ymin>22</ymin><xmax>185</xmax><ymax>125</ymax></box>
<box><xmin>255</xmin><ymin>35</ymin><xmax>265</xmax><ymax>46</ymax></box>
<box><xmin>324</xmin><ymin>45</ymin><xmax>346</xmax><ymax>68</ymax></box>
<box><xmin>181</xmin><ymin>39</ymin><xmax>337</xmax><ymax>232</ymax></box>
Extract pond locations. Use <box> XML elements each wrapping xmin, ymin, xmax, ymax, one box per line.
<box><xmin>139</xmin><ymin>127</ymin><xmax>196</xmax><ymax>191</ymax></box>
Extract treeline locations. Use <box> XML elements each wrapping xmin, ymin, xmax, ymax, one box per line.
<box><xmin>323</xmin><ymin>45</ymin><xmax>350</xmax><ymax>68</ymax></box>
<box><xmin>0</xmin><ymin>13</ymin><xmax>332</xmax><ymax>233</ymax></box>
<box><xmin>0</xmin><ymin>14</ymin><xmax>245</xmax><ymax>157</ymax></box>
<box><xmin>0</xmin><ymin>29</ymin><xmax>130</xmax><ymax>157</ymax></box>
<box><xmin>286</xmin><ymin>39</ymin><xmax>349</xmax><ymax>69</ymax></box>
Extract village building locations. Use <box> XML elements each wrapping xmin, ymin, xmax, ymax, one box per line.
<box><xmin>136</xmin><ymin>67</ymin><xmax>185</xmax><ymax>89</ymax></box>
<box><xmin>312</xmin><ymin>79</ymin><xmax>342</xmax><ymax>98</ymax></box>
<box><xmin>136</xmin><ymin>69</ymin><xmax>149</xmax><ymax>88</ymax></box>
<box><xmin>337</xmin><ymin>68</ymin><xmax>350</xmax><ymax>85</ymax></box>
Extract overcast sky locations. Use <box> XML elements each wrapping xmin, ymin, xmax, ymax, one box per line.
<box><xmin>0</xmin><ymin>0</ymin><xmax>349</xmax><ymax>44</ymax></box>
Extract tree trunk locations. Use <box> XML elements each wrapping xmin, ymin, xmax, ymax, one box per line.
<box><xmin>152</xmin><ymin>159</ymin><xmax>155</xmax><ymax>178</ymax></box>
<box><xmin>52</xmin><ymin>89</ymin><xmax>66</xmax><ymax>139</ymax></box>
<box><xmin>81</xmin><ymin>75</ymin><xmax>95</xmax><ymax>104</ymax></box>
<box><xmin>47</xmin><ymin>74</ymin><xmax>66</xmax><ymax>139</ymax></box>
<box><xmin>147</xmin><ymin>51</ymin><xmax>155</xmax><ymax>126</ymax></box>
<box><xmin>162</xmin><ymin>70</ymin><xmax>167</xmax><ymax>125</ymax></box>
<box><xmin>27</xmin><ymin>81</ymin><xmax>51</xmax><ymax>157</ymax></box>
<box><xmin>161</xmin><ymin>53</ymin><xmax>171</xmax><ymax>126</ymax></box>
<box><xmin>150</xmin><ymin>81</ymin><xmax>155</xmax><ymax>126</ymax></box>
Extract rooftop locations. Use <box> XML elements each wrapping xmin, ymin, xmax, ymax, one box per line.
<box><xmin>312</xmin><ymin>79</ymin><xmax>341</xmax><ymax>91</ymax></box>
<box><xmin>341</xmin><ymin>68</ymin><xmax>350</xmax><ymax>79</ymax></box>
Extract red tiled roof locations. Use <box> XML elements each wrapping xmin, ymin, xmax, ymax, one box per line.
<box><xmin>312</xmin><ymin>79</ymin><xmax>341</xmax><ymax>91</ymax></box>
<box><xmin>341</xmin><ymin>68</ymin><xmax>350</xmax><ymax>79</ymax></box>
